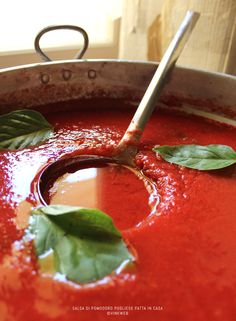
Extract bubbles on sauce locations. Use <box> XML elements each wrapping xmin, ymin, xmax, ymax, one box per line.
<box><xmin>43</xmin><ymin>163</ymin><xmax>159</xmax><ymax>230</ymax></box>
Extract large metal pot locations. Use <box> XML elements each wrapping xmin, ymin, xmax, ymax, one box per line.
<box><xmin>0</xmin><ymin>59</ymin><xmax>236</xmax><ymax>126</ymax></box>
<box><xmin>1</xmin><ymin>23</ymin><xmax>236</xmax><ymax>121</ymax></box>
<box><xmin>1</xmin><ymin>26</ymin><xmax>236</xmax><ymax>321</ymax></box>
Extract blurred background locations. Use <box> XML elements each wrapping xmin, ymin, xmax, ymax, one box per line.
<box><xmin>0</xmin><ymin>0</ymin><xmax>235</xmax><ymax>75</ymax></box>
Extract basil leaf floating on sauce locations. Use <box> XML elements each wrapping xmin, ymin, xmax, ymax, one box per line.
<box><xmin>0</xmin><ymin>109</ymin><xmax>53</xmax><ymax>150</ymax></box>
<box><xmin>30</xmin><ymin>205</ymin><xmax>133</xmax><ymax>284</ymax></box>
<box><xmin>153</xmin><ymin>144</ymin><xmax>236</xmax><ymax>170</ymax></box>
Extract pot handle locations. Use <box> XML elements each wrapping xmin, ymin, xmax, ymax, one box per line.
<box><xmin>34</xmin><ymin>25</ymin><xmax>89</xmax><ymax>62</ymax></box>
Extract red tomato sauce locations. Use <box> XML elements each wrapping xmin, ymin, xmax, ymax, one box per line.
<box><xmin>0</xmin><ymin>99</ymin><xmax>236</xmax><ymax>321</ymax></box>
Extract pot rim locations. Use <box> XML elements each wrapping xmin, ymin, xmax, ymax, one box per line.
<box><xmin>1</xmin><ymin>58</ymin><xmax>236</xmax><ymax>82</ymax></box>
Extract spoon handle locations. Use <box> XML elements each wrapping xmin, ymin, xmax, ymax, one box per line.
<box><xmin>118</xmin><ymin>11</ymin><xmax>200</xmax><ymax>150</ymax></box>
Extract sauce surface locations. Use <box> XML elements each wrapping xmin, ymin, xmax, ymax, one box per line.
<box><xmin>0</xmin><ymin>99</ymin><xmax>236</xmax><ymax>321</ymax></box>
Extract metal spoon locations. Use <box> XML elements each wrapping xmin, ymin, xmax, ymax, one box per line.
<box><xmin>38</xmin><ymin>11</ymin><xmax>200</xmax><ymax>205</ymax></box>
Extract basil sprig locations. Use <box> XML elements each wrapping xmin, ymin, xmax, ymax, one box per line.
<box><xmin>153</xmin><ymin>144</ymin><xmax>236</xmax><ymax>170</ymax></box>
<box><xmin>29</xmin><ymin>205</ymin><xmax>133</xmax><ymax>284</ymax></box>
<box><xmin>0</xmin><ymin>109</ymin><xmax>53</xmax><ymax>150</ymax></box>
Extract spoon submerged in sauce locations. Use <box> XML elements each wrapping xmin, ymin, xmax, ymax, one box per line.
<box><xmin>38</xmin><ymin>11</ymin><xmax>199</xmax><ymax>207</ymax></box>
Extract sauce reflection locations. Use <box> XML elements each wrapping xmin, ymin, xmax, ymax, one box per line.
<box><xmin>48</xmin><ymin>164</ymin><xmax>159</xmax><ymax>230</ymax></box>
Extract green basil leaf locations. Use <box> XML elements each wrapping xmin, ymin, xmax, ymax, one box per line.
<box><xmin>0</xmin><ymin>109</ymin><xmax>53</xmax><ymax>150</ymax></box>
<box><xmin>30</xmin><ymin>205</ymin><xmax>133</xmax><ymax>284</ymax></box>
<box><xmin>153</xmin><ymin>144</ymin><xmax>236</xmax><ymax>170</ymax></box>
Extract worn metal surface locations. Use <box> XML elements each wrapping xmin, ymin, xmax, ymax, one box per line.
<box><xmin>0</xmin><ymin>60</ymin><xmax>235</xmax><ymax>124</ymax></box>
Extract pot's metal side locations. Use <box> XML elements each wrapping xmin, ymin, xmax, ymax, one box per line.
<box><xmin>0</xmin><ymin>60</ymin><xmax>235</xmax><ymax>123</ymax></box>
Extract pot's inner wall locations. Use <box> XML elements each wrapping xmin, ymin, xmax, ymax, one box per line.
<box><xmin>0</xmin><ymin>61</ymin><xmax>236</xmax><ymax>120</ymax></box>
